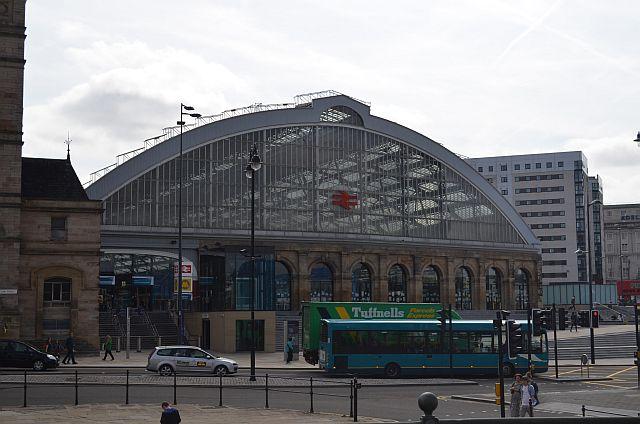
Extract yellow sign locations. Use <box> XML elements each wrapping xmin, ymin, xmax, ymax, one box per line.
<box><xmin>174</xmin><ymin>277</ymin><xmax>193</xmax><ymax>293</ymax></box>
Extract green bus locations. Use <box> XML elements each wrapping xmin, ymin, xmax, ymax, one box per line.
<box><xmin>301</xmin><ymin>302</ymin><xmax>461</xmax><ymax>364</ymax></box>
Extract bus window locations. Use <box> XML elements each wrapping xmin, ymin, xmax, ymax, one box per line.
<box><xmin>531</xmin><ymin>333</ymin><xmax>545</xmax><ymax>353</ymax></box>
<box><xmin>399</xmin><ymin>331</ymin><xmax>426</xmax><ymax>354</ymax></box>
<box><xmin>451</xmin><ymin>332</ymin><xmax>469</xmax><ymax>353</ymax></box>
<box><xmin>425</xmin><ymin>331</ymin><xmax>442</xmax><ymax>353</ymax></box>
<box><xmin>469</xmin><ymin>332</ymin><xmax>495</xmax><ymax>353</ymax></box>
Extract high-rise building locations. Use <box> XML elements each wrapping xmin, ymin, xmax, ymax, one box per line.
<box><xmin>467</xmin><ymin>152</ymin><xmax>604</xmax><ymax>286</ymax></box>
<box><xmin>603</xmin><ymin>204</ymin><xmax>640</xmax><ymax>303</ymax></box>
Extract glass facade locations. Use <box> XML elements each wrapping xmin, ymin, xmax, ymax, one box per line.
<box><xmin>515</xmin><ymin>268</ymin><xmax>530</xmax><ymax>310</ymax></box>
<box><xmin>455</xmin><ymin>267</ymin><xmax>473</xmax><ymax>310</ymax></box>
<box><xmin>310</xmin><ymin>263</ymin><xmax>333</xmax><ymax>301</ymax></box>
<box><xmin>485</xmin><ymin>267</ymin><xmax>501</xmax><ymax>310</ymax></box>
<box><xmin>422</xmin><ymin>266</ymin><xmax>440</xmax><ymax>303</ymax></box>
<box><xmin>351</xmin><ymin>262</ymin><xmax>373</xmax><ymax>302</ymax></box>
<box><xmin>388</xmin><ymin>264</ymin><xmax>407</xmax><ymax>303</ymax></box>
<box><xmin>274</xmin><ymin>261</ymin><xmax>291</xmax><ymax>311</ymax></box>
<box><xmin>101</xmin><ymin>125</ymin><xmax>525</xmax><ymax>245</ymax></box>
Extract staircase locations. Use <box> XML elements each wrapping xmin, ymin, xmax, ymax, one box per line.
<box><xmin>147</xmin><ymin>311</ymin><xmax>179</xmax><ymax>347</ymax></box>
<box><xmin>98</xmin><ymin>310</ymin><xmax>123</xmax><ymax>340</ymax></box>
<box><xmin>275</xmin><ymin>310</ymin><xmax>301</xmax><ymax>352</ymax></box>
<box><xmin>549</xmin><ymin>330</ymin><xmax>638</xmax><ymax>360</ymax></box>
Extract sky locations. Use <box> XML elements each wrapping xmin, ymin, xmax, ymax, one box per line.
<box><xmin>22</xmin><ymin>0</ymin><xmax>640</xmax><ymax>204</ymax></box>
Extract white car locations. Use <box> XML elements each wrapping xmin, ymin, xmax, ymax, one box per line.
<box><xmin>146</xmin><ymin>345</ymin><xmax>238</xmax><ymax>376</ymax></box>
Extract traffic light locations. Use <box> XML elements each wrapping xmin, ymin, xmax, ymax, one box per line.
<box><xmin>592</xmin><ymin>310</ymin><xmax>599</xmax><ymax>328</ymax></box>
<box><xmin>540</xmin><ymin>309</ymin><xmax>553</xmax><ymax>330</ymax></box>
<box><xmin>578</xmin><ymin>310</ymin><xmax>590</xmax><ymax>327</ymax></box>
<box><xmin>532</xmin><ymin>309</ymin><xmax>542</xmax><ymax>336</ymax></box>
<box><xmin>558</xmin><ymin>307</ymin><xmax>567</xmax><ymax>330</ymax></box>
<box><xmin>507</xmin><ymin>320</ymin><xmax>523</xmax><ymax>356</ymax></box>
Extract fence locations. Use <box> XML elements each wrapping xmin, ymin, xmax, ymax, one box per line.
<box><xmin>0</xmin><ymin>370</ymin><xmax>360</xmax><ymax>422</ymax></box>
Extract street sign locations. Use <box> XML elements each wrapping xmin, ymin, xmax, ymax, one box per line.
<box><xmin>0</xmin><ymin>289</ymin><xmax>18</xmax><ymax>295</ymax></box>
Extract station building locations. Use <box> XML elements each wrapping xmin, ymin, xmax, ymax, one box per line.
<box><xmin>86</xmin><ymin>92</ymin><xmax>542</xmax><ymax>353</ymax></box>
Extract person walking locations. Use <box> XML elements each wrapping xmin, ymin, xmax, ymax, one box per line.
<box><xmin>525</xmin><ymin>371</ymin><xmax>539</xmax><ymax>405</ymax></box>
<box><xmin>44</xmin><ymin>337</ymin><xmax>53</xmax><ymax>355</ymax></box>
<box><xmin>285</xmin><ymin>337</ymin><xmax>294</xmax><ymax>364</ymax></box>
<box><xmin>62</xmin><ymin>332</ymin><xmax>77</xmax><ymax>364</ymax></box>
<box><xmin>519</xmin><ymin>376</ymin><xmax>537</xmax><ymax>417</ymax></box>
<box><xmin>160</xmin><ymin>401</ymin><xmax>181</xmax><ymax>424</ymax></box>
<box><xmin>102</xmin><ymin>334</ymin><xmax>115</xmax><ymax>361</ymax></box>
<box><xmin>570</xmin><ymin>311</ymin><xmax>579</xmax><ymax>332</ymax></box>
<box><xmin>509</xmin><ymin>374</ymin><xmax>522</xmax><ymax>417</ymax></box>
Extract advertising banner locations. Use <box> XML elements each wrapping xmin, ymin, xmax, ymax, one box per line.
<box><xmin>174</xmin><ymin>277</ymin><xmax>193</xmax><ymax>293</ymax></box>
<box><xmin>617</xmin><ymin>280</ymin><xmax>640</xmax><ymax>296</ymax></box>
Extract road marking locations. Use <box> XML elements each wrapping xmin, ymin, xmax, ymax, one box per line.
<box><xmin>558</xmin><ymin>368</ymin><xmax>582</xmax><ymax>375</ymax></box>
<box><xmin>607</xmin><ymin>366</ymin><xmax>636</xmax><ymax>378</ymax></box>
<box><xmin>583</xmin><ymin>381</ymin><xmax>631</xmax><ymax>389</ymax></box>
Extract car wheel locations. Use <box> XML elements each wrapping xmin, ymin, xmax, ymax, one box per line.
<box><xmin>384</xmin><ymin>363</ymin><xmax>401</xmax><ymax>378</ymax></box>
<box><xmin>502</xmin><ymin>363</ymin><xmax>515</xmax><ymax>378</ymax></box>
<box><xmin>214</xmin><ymin>365</ymin><xmax>228</xmax><ymax>376</ymax></box>
<box><xmin>32</xmin><ymin>360</ymin><xmax>45</xmax><ymax>371</ymax></box>
<box><xmin>158</xmin><ymin>364</ymin><xmax>174</xmax><ymax>376</ymax></box>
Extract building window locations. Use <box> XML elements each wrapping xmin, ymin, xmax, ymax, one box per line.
<box><xmin>514</xmin><ymin>164</ymin><xmax>520</xmax><ymax>170</ymax></box>
<box><xmin>488</xmin><ymin>165</ymin><xmax>494</xmax><ymax>172</ymax></box>
<box><xmin>352</xmin><ymin>262</ymin><xmax>373</xmax><ymax>302</ymax></box>
<box><xmin>422</xmin><ymin>266</ymin><xmax>440</xmax><ymax>303</ymax></box>
<box><xmin>388</xmin><ymin>264</ymin><xmax>407</xmax><ymax>303</ymax></box>
<box><xmin>477</xmin><ymin>166</ymin><xmax>483</xmax><ymax>173</ymax></box>
<box><xmin>535</xmin><ymin>163</ymin><xmax>541</xmax><ymax>169</ymax></box>
<box><xmin>501</xmin><ymin>177</ymin><xmax>508</xmax><ymax>183</ymax></box>
<box><xmin>525</xmin><ymin>163</ymin><xmax>531</xmax><ymax>170</ymax></box>
<box><xmin>500</xmin><ymin>165</ymin><xmax>507</xmax><ymax>171</ymax></box>
<box><xmin>485</xmin><ymin>267</ymin><xmax>501</xmax><ymax>310</ymax></box>
<box><xmin>546</xmin><ymin>162</ymin><xmax>552</xmax><ymax>168</ymax></box>
<box><xmin>51</xmin><ymin>217</ymin><xmax>67</xmax><ymax>241</ymax></box>
<box><xmin>275</xmin><ymin>261</ymin><xmax>291</xmax><ymax>311</ymax></box>
<box><xmin>455</xmin><ymin>267</ymin><xmax>473</xmax><ymax>310</ymax></box>
<box><xmin>310</xmin><ymin>263</ymin><xmax>333</xmax><ymax>302</ymax></box>
<box><xmin>43</xmin><ymin>278</ymin><xmax>71</xmax><ymax>307</ymax></box>
<box><xmin>558</xmin><ymin>161</ymin><xmax>564</xmax><ymax>167</ymax></box>
<box><xmin>514</xmin><ymin>269</ymin><xmax>529</xmax><ymax>310</ymax></box>
<box><xmin>501</xmin><ymin>189</ymin><xmax>508</xmax><ymax>195</ymax></box>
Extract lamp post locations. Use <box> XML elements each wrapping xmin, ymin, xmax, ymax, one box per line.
<box><xmin>245</xmin><ymin>144</ymin><xmax>262</xmax><ymax>381</ymax></box>
<box><xmin>634</xmin><ymin>131</ymin><xmax>640</xmax><ymax>146</ymax></box>
<box><xmin>177</xmin><ymin>103</ymin><xmax>201</xmax><ymax>345</ymax></box>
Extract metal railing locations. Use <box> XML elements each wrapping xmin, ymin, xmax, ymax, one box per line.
<box><xmin>582</xmin><ymin>405</ymin><xmax>640</xmax><ymax>418</ymax></box>
<box><xmin>2</xmin><ymin>370</ymin><xmax>359</xmax><ymax>421</ymax></box>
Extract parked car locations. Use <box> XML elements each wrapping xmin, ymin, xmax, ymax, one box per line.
<box><xmin>146</xmin><ymin>345</ymin><xmax>238</xmax><ymax>376</ymax></box>
<box><xmin>0</xmin><ymin>340</ymin><xmax>59</xmax><ymax>371</ymax></box>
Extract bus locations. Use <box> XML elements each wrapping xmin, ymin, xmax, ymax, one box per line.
<box><xmin>302</xmin><ymin>302</ymin><xmax>461</xmax><ymax>365</ymax></box>
<box><xmin>318</xmin><ymin>319</ymin><xmax>548</xmax><ymax>377</ymax></box>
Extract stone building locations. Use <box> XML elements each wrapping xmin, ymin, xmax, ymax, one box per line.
<box><xmin>603</xmin><ymin>203</ymin><xmax>640</xmax><ymax>303</ymax></box>
<box><xmin>0</xmin><ymin>0</ymin><xmax>102</xmax><ymax>349</ymax></box>
<box><xmin>87</xmin><ymin>92</ymin><xmax>542</xmax><ymax>353</ymax></box>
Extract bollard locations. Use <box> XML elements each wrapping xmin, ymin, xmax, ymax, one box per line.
<box><xmin>173</xmin><ymin>370</ymin><xmax>177</xmax><ymax>405</ymax></box>
<box><xmin>353</xmin><ymin>377</ymin><xmax>359</xmax><ymax>422</ymax></box>
<box><xmin>198</xmin><ymin>336</ymin><xmax>201</xmax><ymax>348</ymax></box>
<box><xmin>529</xmin><ymin>397</ymin><xmax>533</xmax><ymax>417</ymax></box>
<box><xmin>349</xmin><ymin>379</ymin><xmax>354</xmax><ymax>418</ymax></box>
<box><xmin>582</xmin><ymin>404</ymin><xmax>586</xmax><ymax>417</ymax></box>
<box><xmin>158</xmin><ymin>336</ymin><xmax>162</xmax><ymax>346</ymax></box>
<box><xmin>218</xmin><ymin>373</ymin><xmax>223</xmax><ymax>407</ymax></box>
<box><xmin>137</xmin><ymin>336</ymin><xmax>141</xmax><ymax>353</ymax></box>
<box><xmin>265</xmin><ymin>373</ymin><xmax>269</xmax><ymax>409</ymax></box>
<box><xmin>309</xmin><ymin>377</ymin><xmax>314</xmax><ymax>413</ymax></box>
<box><xmin>23</xmin><ymin>370</ymin><xmax>27</xmax><ymax>408</ymax></box>
<box><xmin>116</xmin><ymin>336</ymin><xmax>121</xmax><ymax>352</ymax></box>
<box><xmin>126</xmin><ymin>370</ymin><xmax>129</xmax><ymax>404</ymax></box>
<box><xmin>417</xmin><ymin>392</ymin><xmax>439</xmax><ymax>424</ymax></box>
<box><xmin>75</xmin><ymin>370</ymin><xmax>79</xmax><ymax>405</ymax></box>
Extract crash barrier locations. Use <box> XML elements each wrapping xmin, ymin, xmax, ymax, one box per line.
<box><xmin>1</xmin><ymin>370</ymin><xmax>360</xmax><ymax>422</ymax></box>
<box><xmin>412</xmin><ymin>392</ymin><xmax>640</xmax><ymax>423</ymax></box>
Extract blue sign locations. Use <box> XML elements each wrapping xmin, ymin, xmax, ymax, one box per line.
<box><xmin>132</xmin><ymin>276</ymin><xmax>154</xmax><ymax>286</ymax></box>
<box><xmin>199</xmin><ymin>276</ymin><xmax>217</xmax><ymax>285</ymax></box>
<box><xmin>99</xmin><ymin>275</ymin><xmax>115</xmax><ymax>286</ymax></box>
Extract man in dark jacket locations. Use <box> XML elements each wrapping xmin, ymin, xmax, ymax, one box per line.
<box><xmin>62</xmin><ymin>332</ymin><xmax>77</xmax><ymax>364</ymax></box>
<box><xmin>160</xmin><ymin>402</ymin><xmax>181</xmax><ymax>424</ymax></box>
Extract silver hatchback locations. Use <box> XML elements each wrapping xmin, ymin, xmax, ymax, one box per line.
<box><xmin>146</xmin><ymin>346</ymin><xmax>238</xmax><ymax>376</ymax></box>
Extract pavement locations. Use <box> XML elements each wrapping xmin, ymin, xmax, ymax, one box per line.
<box><xmin>552</xmin><ymin>323</ymin><xmax>636</xmax><ymax>340</ymax></box>
<box><xmin>0</xmin><ymin>404</ymin><xmax>393</xmax><ymax>423</ymax></box>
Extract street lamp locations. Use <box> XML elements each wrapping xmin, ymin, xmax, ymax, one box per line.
<box><xmin>634</xmin><ymin>131</ymin><xmax>640</xmax><ymax>146</ymax></box>
<box><xmin>245</xmin><ymin>144</ymin><xmax>261</xmax><ymax>381</ymax></box>
<box><xmin>177</xmin><ymin>103</ymin><xmax>201</xmax><ymax>345</ymax></box>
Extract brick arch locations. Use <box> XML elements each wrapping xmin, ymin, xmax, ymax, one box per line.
<box><xmin>349</xmin><ymin>260</ymin><xmax>376</xmax><ymax>302</ymax></box>
<box><xmin>420</xmin><ymin>263</ymin><xmax>444</xmax><ymax>304</ymax></box>
<box><xmin>307</xmin><ymin>259</ymin><xmax>338</xmax><ymax>302</ymax></box>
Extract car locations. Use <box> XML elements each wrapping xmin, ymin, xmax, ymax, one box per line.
<box><xmin>0</xmin><ymin>340</ymin><xmax>59</xmax><ymax>371</ymax></box>
<box><xmin>146</xmin><ymin>345</ymin><xmax>238</xmax><ymax>376</ymax></box>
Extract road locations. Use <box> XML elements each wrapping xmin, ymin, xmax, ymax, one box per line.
<box><xmin>0</xmin><ymin>367</ymin><xmax>638</xmax><ymax>420</ymax></box>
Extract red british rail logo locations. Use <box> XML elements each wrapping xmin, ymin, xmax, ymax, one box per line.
<box><xmin>332</xmin><ymin>191</ymin><xmax>358</xmax><ymax>210</ymax></box>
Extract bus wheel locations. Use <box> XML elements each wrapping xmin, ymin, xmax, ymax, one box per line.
<box><xmin>384</xmin><ymin>363</ymin><xmax>401</xmax><ymax>378</ymax></box>
<box><xmin>502</xmin><ymin>363</ymin><xmax>515</xmax><ymax>377</ymax></box>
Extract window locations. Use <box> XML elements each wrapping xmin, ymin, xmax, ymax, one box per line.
<box><xmin>546</xmin><ymin>162</ymin><xmax>552</xmax><ymax>168</ymax></box>
<box><xmin>542</xmin><ymin>260</ymin><xmax>568</xmax><ymax>266</ymax></box>
<box><xmin>485</xmin><ymin>267</ymin><xmax>501</xmax><ymax>310</ymax></box>
<box><xmin>310</xmin><ymin>263</ymin><xmax>333</xmax><ymax>302</ymax></box>
<box><xmin>488</xmin><ymin>165</ymin><xmax>494</xmax><ymax>172</ymax></box>
<box><xmin>51</xmin><ymin>217</ymin><xmax>67</xmax><ymax>241</ymax></box>
<box><xmin>501</xmin><ymin>177</ymin><xmax>508</xmax><ymax>183</ymax></box>
<box><xmin>514</xmin><ymin>164</ymin><xmax>520</xmax><ymax>170</ymax></box>
<box><xmin>422</xmin><ymin>266</ymin><xmax>440</xmax><ymax>303</ymax></box>
<box><xmin>275</xmin><ymin>261</ymin><xmax>291</xmax><ymax>311</ymax></box>
<box><xmin>189</xmin><ymin>349</ymin><xmax>208</xmax><ymax>358</ymax></box>
<box><xmin>477</xmin><ymin>166</ymin><xmax>483</xmax><ymax>172</ymax></box>
<box><xmin>535</xmin><ymin>163</ymin><xmax>541</xmax><ymax>169</ymax></box>
<box><xmin>455</xmin><ymin>267</ymin><xmax>473</xmax><ymax>310</ymax></box>
<box><xmin>558</xmin><ymin>161</ymin><xmax>564</xmax><ymax>167</ymax></box>
<box><xmin>501</xmin><ymin>189</ymin><xmax>508</xmax><ymax>195</ymax></box>
<box><xmin>500</xmin><ymin>165</ymin><xmax>507</xmax><ymax>171</ymax></box>
<box><xmin>525</xmin><ymin>163</ymin><xmax>531</xmax><ymax>170</ymax></box>
<box><xmin>514</xmin><ymin>269</ymin><xmax>529</xmax><ymax>310</ymax></box>
<box><xmin>43</xmin><ymin>278</ymin><xmax>71</xmax><ymax>307</ymax></box>
<box><xmin>470</xmin><ymin>332</ymin><xmax>496</xmax><ymax>353</ymax></box>
<box><xmin>487</xmin><ymin>178</ymin><xmax>493</xmax><ymax>184</ymax></box>
<box><xmin>352</xmin><ymin>263</ymin><xmax>373</xmax><ymax>302</ymax></box>
<box><xmin>388</xmin><ymin>264</ymin><xmax>407</xmax><ymax>303</ymax></box>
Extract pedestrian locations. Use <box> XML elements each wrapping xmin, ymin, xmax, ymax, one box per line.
<box><xmin>570</xmin><ymin>311</ymin><xmax>578</xmax><ymax>332</ymax></box>
<box><xmin>43</xmin><ymin>337</ymin><xmax>53</xmax><ymax>354</ymax></box>
<box><xmin>285</xmin><ymin>337</ymin><xmax>294</xmax><ymax>364</ymax></box>
<box><xmin>569</xmin><ymin>296</ymin><xmax>576</xmax><ymax>311</ymax></box>
<box><xmin>519</xmin><ymin>376</ymin><xmax>536</xmax><ymax>417</ymax></box>
<box><xmin>525</xmin><ymin>371</ymin><xmax>539</xmax><ymax>405</ymax></box>
<box><xmin>62</xmin><ymin>332</ymin><xmax>78</xmax><ymax>364</ymax></box>
<box><xmin>160</xmin><ymin>401</ymin><xmax>181</xmax><ymax>424</ymax></box>
<box><xmin>509</xmin><ymin>374</ymin><xmax>522</xmax><ymax>417</ymax></box>
<box><xmin>102</xmin><ymin>334</ymin><xmax>115</xmax><ymax>361</ymax></box>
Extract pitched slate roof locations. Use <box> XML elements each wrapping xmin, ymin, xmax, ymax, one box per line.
<box><xmin>21</xmin><ymin>157</ymin><xmax>89</xmax><ymax>201</ymax></box>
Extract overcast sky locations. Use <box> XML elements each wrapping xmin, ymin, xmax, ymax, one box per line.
<box><xmin>22</xmin><ymin>0</ymin><xmax>640</xmax><ymax>204</ymax></box>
